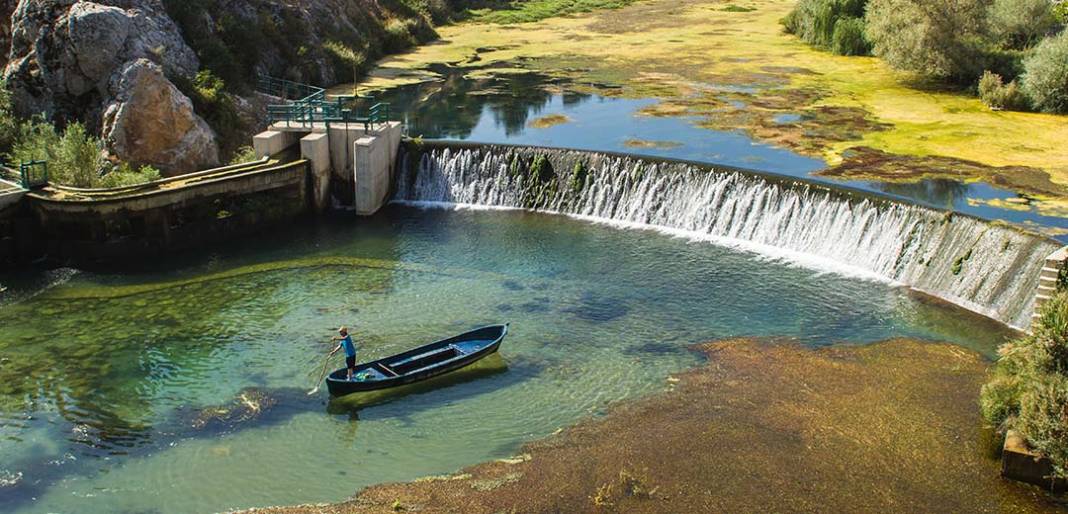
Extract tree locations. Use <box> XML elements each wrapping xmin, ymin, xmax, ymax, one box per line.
<box><xmin>865</xmin><ymin>0</ymin><xmax>992</xmax><ymax>83</ymax></box>
<box><xmin>1021</xmin><ymin>31</ymin><xmax>1068</xmax><ymax>113</ymax></box>
<box><xmin>988</xmin><ymin>0</ymin><xmax>1056</xmax><ymax>50</ymax></box>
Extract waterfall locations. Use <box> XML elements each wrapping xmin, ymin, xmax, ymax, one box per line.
<box><xmin>394</xmin><ymin>143</ymin><xmax>1060</xmax><ymax>329</ymax></box>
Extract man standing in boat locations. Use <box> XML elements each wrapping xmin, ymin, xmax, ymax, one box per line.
<box><xmin>329</xmin><ymin>327</ymin><xmax>358</xmax><ymax>380</ymax></box>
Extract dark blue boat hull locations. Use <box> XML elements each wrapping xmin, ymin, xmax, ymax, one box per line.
<box><xmin>324</xmin><ymin>324</ymin><xmax>508</xmax><ymax>397</ymax></box>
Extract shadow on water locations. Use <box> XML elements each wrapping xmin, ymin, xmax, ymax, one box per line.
<box><xmin>327</xmin><ymin>353</ymin><xmax>527</xmax><ymax>416</ymax></box>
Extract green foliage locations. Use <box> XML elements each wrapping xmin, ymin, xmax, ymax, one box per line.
<box><xmin>228</xmin><ymin>146</ymin><xmax>259</xmax><ymax>165</ymax></box>
<box><xmin>978</xmin><ymin>70</ymin><xmax>1029</xmax><ymax>110</ymax></box>
<box><xmin>988</xmin><ymin>0</ymin><xmax>1056</xmax><ymax>50</ymax></box>
<box><xmin>981</xmin><ymin>291</ymin><xmax>1068</xmax><ymax>478</ymax></box>
<box><xmin>0</xmin><ymin>80</ymin><xmax>18</xmax><ymax>156</ymax></box>
<box><xmin>721</xmin><ymin>4</ymin><xmax>757</xmax><ymax>12</ymax></box>
<box><xmin>98</xmin><ymin>164</ymin><xmax>162</xmax><ymax>188</ymax></box>
<box><xmin>176</xmin><ymin>70</ymin><xmax>247</xmax><ymax>160</ymax></box>
<box><xmin>323</xmin><ymin>41</ymin><xmax>368</xmax><ymax>84</ymax></box>
<box><xmin>384</xmin><ymin>18</ymin><xmax>420</xmax><ymax>52</ymax></box>
<box><xmin>466</xmin><ymin>0</ymin><xmax>637</xmax><ymax>24</ymax></box>
<box><xmin>9</xmin><ymin>121</ymin><xmax>104</xmax><ymax>188</ymax></box>
<box><xmin>831</xmin><ymin>17</ymin><xmax>871</xmax><ymax>56</ymax></box>
<box><xmin>782</xmin><ymin>0</ymin><xmax>870</xmax><ymax>55</ymax></box>
<box><xmin>1020</xmin><ymin>31</ymin><xmax>1068</xmax><ymax>114</ymax></box>
<box><xmin>865</xmin><ymin>0</ymin><xmax>991</xmax><ymax>84</ymax></box>
<box><xmin>1056</xmin><ymin>2</ymin><xmax>1068</xmax><ymax>23</ymax></box>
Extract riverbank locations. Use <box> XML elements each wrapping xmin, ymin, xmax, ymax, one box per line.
<box><xmin>356</xmin><ymin>0</ymin><xmax>1068</xmax><ymax>224</ymax></box>
<box><xmin>246</xmin><ymin>338</ymin><xmax>1061</xmax><ymax>513</ymax></box>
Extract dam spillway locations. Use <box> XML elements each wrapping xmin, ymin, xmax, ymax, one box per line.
<box><xmin>394</xmin><ymin>142</ymin><xmax>1060</xmax><ymax>329</ymax></box>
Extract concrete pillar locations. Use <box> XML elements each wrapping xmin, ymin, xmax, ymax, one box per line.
<box><xmin>252</xmin><ymin>130</ymin><xmax>302</xmax><ymax>158</ymax></box>
<box><xmin>353</xmin><ymin>134</ymin><xmax>390</xmax><ymax>216</ymax></box>
<box><xmin>300</xmin><ymin>133</ymin><xmax>332</xmax><ymax>212</ymax></box>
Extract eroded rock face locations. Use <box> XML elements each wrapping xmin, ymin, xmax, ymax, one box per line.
<box><xmin>102</xmin><ymin>59</ymin><xmax>218</xmax><ymax>173</ymax></box>
<box><xmin>4</xmin><ymin>0</ymin><xmax>197</xmax><ymax>118</ymax></box>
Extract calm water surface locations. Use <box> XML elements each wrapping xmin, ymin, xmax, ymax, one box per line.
<box><xmin>345</xmin><ymin>71</ymin><xmax>1068</xmax><ymax>238</ymax></box>
<box><xmin>0</xmin><ymin>207</ymin><xmax>1013</xmax><ymax>513</ymax></box>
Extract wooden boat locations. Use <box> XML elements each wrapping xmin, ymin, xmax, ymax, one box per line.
<box><xmin>325</xmin><ymin>324</ymin><xmax>509</xmax><ymax>397</ymax></box>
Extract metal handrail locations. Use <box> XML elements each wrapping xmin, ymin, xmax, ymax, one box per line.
<box><xmin>19</xmin><ymin>160</ymin><xmax>48</xmax><ymax>189</ymax></box>
<box><xmin>257</xmin><ymin>75</ymin><xmax>392</xmax><ymax>130</ymax></box>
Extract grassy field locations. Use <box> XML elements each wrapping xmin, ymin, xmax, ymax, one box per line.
<box><xmin>361</xmin><ymin>0</ymin><xmax>1068</xmax><ymax>216</ymax></box>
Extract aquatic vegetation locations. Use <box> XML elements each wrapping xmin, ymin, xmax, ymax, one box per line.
<box><xmin>622</xmin><ymin>138</ymin><xmax>682</xmax><ymax>149</ymax></box>
<box><xmin>465</xmin><ymin>0</ymin><xmax>638</xmax><ymax>24</ymax></box>
<box><xmin>528</xmin><ymin>114</ymin><xmax>571</xmax><ymax>128</ymax></box>
<box><xmin>314</xmin><ymin>339</ymin><xmax>1056</xmax><ymax>513</ymax></box>
<box><xmin>361</xmin><ymin>0</ymin><xmax>1068</xmax><ymax>205</ymax></box>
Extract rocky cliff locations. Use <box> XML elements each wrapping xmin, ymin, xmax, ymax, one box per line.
<box><xmin>0</xmin><ymin>0</ymin><xmax>457</xmax><ymax>174</ymax></box>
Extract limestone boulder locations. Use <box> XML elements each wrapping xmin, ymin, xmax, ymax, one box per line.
<box><xmin>3</xmin><ymin>0</ymin><xmax>197</xmax><ymax>118</ymax></box>
<box><xmin>101</xmin><ymin>59</ymin><xmax>219</xmax><ymax>174</ymax></box>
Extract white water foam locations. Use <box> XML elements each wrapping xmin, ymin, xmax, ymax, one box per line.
<box><xmin>395</xmin><ymin>145</ymin><xmax>1060</xmax><ymax>329</ymax></box>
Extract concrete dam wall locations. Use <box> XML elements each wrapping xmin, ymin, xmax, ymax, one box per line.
<box><xmin>394</xmin><ymin>141</ymin><xmax>1062</xmax><ymax>330</ymax></box>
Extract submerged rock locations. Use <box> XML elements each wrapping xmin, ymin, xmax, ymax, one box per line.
<box><xmin>101</xmin><ymin>58</ymin><xmax>219</xmax><ymax>173</ymax></box>
<box><xmin>191</xmin><ymin>387</ymin><xmax>277</xmax><ymax>431</ymax></box>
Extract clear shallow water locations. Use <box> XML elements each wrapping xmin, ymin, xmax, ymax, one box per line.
<box><xmin>0</xmin><ymin>207</ymin><xmax>1014</xmax><ymax>513</ymax></box>
<box><xmin>352</xmin><ymin>71</ymin><xmax>1068</xmax><ymax>239</ymax></box>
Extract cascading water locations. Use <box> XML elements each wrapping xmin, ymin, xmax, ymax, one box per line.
<box><xmin>394</xmin><ymin>143</ymin><xmax>1060</xmax><ymax>329</ymax></box>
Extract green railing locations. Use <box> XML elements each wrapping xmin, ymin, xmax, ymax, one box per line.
<box><xmin>19</xmin><ymin>160</ymin><xmax>48</xmax><ymax>189</ymax></box>
<box><xmin>257</xmin><ymin>75</ymin><xmax>391</xmax><ymax>131</ymax></box>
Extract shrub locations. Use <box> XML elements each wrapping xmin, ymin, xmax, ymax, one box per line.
<box><xmin>988</xmin><ymin>0</ymin><xmax>1056</xmax><ymax>50</ymax></box>
<box><xmin>865</xmin><ymin>0</ymin><xmax>990</xmax><ymax>84</ymax></box>
<box><xmin>783</xmin><ymin>0</ymin><xmax>870</xmax><ymax>55</ymax></box>
<box><xmin>981</xmin><ymin>291</ymin><xmax>1068</xmax><ymax>478</ymax></box>
<box><xmin>1056</xmin><ymin>2</ymin><xmax>1068</xmax><ymax>24</ymax></box>
<box><xmin>176</xmin><ymin>70</ymin><xmax>246</xmax><ymax>160</ymax></box>
<box><xmin>1020</xmin><ymin>31</ymin><xmax>1068</xmax><ymax>114</ymax></box>
<box><xmin>228</xmin><ymin>146</ymin><xmax>259</xmax><ymax>165</ymax></box>
<box><xmin>98</xmin><ymin>164</ymin><xmax>162</xmax><ymax>188</ymax></box>
<box><xmin>0</xmin><ymin>80</ymin><xmax>18</xmax><ymax>156</ymax></box>
<box><xmin>8</xmin><ymin>120</ymin><xmax>108</xmax><ymax>188</ymax></box>
<box><xmin>978</xmin><ymin>70</ymin><xmax>1029</xmax><ymax>110</ymax></box>
<box><xmin>831</xmin><ymin>17</ymin><xmax>871</xmax><ymax>56</ymax></box>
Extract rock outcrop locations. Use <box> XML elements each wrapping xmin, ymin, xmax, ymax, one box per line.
<box><xmin>0</xmin><ymin>0</ymin><xmax>451</xmax><ymax>172</ymax></box>
<box><xmin>102</xmin><ymin>59</ymin><xmax>218</xmax><ymax>173</ymax></box>
<box><xmin>4</xmin><ymin>0</ymin><xmax>197</xmax><ymax>117</ymax></box>
<box><xmin>2</xmin><ymin>0</ymin><xmax>215</xmax><ymax>173</ymax></box>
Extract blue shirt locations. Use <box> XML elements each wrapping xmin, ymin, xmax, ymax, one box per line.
<box><xmin>339</xmin><ymin>335</ymin><xmax>357</xmax><ymax>357</ymax></box>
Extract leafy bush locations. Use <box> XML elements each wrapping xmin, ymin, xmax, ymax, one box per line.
<box><xmin>0</xmin><ymin>80</ymin><xmax>18</xmax><ymax>156</ymax></box>
<box><xmin>1056</xmin><ymin>2</ymin><xmax>1068</xmax><ymax>23</ymax></box>
<box><xmin>988</xmin><ymin>0</ymin><xmax>1056</xmax><ymax>50</ymax></box>
<box><xmin>978</xmin><ymin>70</ymin><xmax>1029</xmax><ymax>110</ymax></box>
<box><xmin>981</xmin><ymin>291</ymin><xmax>1068</xmax><ymax>478</ymax></box>
<box><xmin>98</xmin><ymin>164</ymin><xmax>162</xmax><ymax>188</ymax></box>
<box><xmin>9</xmin><ymin>120</ymin><xmax>105</xmax><ymax>188</ymax></box>
<box><xmin>1020</xmin><ymin>31</ymin><xmax>1068</xmax><ymax>114</ymax></box>
<box><xmin>228</xmin><ymin>146</ymin><xmax>259</xmax><ymax>165</ymax></box>
<box><xmin>176</xmin><ymin>70</ymin><xmax>247</xmax><ymax>160</ymax></box>
<box><xmin>783</xmin><ymin>0</ymin><xmax>870</xmax><ymax>55</ymax></box>
<box><xmin>865</xmin><ymin>0</ymin><xmax>990</xmax><ymax>84</ymax></box>
<box><xmin>831</xmin><ymin>17</ymin><xmax>871</xmax><ymax>56</ymax></box>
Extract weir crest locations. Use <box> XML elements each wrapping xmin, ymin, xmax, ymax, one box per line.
<box><xmin>394</xmin><ymin>143</ymin><xmax>1060</xmax><ymax>330</ymax></box>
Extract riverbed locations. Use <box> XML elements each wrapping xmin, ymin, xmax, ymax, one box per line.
<box><xmin>0</xmin><ymin>206</ymin><xmax>1013</xmax><ymax>513</ymax></box>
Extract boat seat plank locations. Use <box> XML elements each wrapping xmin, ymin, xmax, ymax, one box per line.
<box><xmin>393</xmin><ymin>345</ymin><xmax>457</xmax><ymax>366</ymax></box>
<box><xmin>406</xmin><ymin>353</ymin><xmax>469</xmax><ymax>376</ymax></box>
<box><xmin>376</xmin><ymin>363</ymin><xmax>399</xmax><ymax>377</ymax></box>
